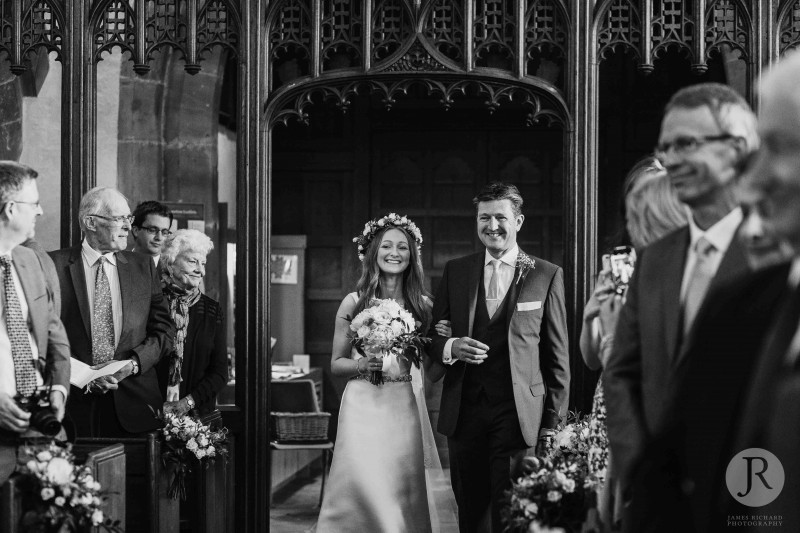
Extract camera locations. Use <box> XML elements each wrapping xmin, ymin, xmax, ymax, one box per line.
<box><xmin>15</xmin><ymin>388</ymin><xmax>61</xmax><ymax>437</ymax></box>
<box><xmin>602</xmin><ymin>246</ymin><xmax>637</xmax><ymax>295</ymax></box>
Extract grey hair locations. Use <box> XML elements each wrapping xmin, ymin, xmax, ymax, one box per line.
<box><xmin>161</xmin><ymin>229</ymin><xmax>214</xmax><ymax>265</ymax></box>
<box><xmin>0</xmin><ymin>161</ymin><xmax>38</xmax><ymax>206</ymax></box>
<box><xmin>78</xmin><ymin>187</ymin><xmax>129</xmax><ymax>232</ymax></box>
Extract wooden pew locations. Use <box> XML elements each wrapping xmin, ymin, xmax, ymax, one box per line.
<box><xmin>75</xmin><ymin>434</ymin><xmax>179</xmax><ymax>533</ymax></box>
<box><xmin>181</xmin><ymin>410</ymin><xmax>235</xmax><ymax>533</ymax></box>
<box><xmin>0</xmin><ymin>443</ymin><xmax>126</xmax><ymax>533</ymax></box>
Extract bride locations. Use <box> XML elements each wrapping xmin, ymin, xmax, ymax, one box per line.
<box><xmin>316</xmin><ymin>213</ymin><xmax>457</xmax><ymax>533</ymax></box>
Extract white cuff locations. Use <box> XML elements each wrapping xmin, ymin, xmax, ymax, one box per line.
<box><xmin>50</xmin><ymin>385</ymin><xmax>68</xmax><ymax>401</ymax></box>
<box><xmin>443</xmin><ymin>338</ymin><xmax>457</xmax><ymax>365</ymax></box>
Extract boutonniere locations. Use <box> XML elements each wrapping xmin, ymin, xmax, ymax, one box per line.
<box><xmin>515</xmin><ymin>252</ymin><xmax>536</xmax><ymax>285</ymax></box>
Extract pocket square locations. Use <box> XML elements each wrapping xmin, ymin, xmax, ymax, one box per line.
<box><xmin>516</xmin><ymin>301</ymin><xmax>542</xmax><ymax>311</ymax></box>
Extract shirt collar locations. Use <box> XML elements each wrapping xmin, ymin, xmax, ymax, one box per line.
<box><xmin>82</xmin><ymin>239</ymin><xmax>118</xmax><ymax>267</ymax></box>
<box><xmin>485</xmin><ymin>244</ymin><xmax>519</xmax><ymax>268</ymax></box>
<box><xmin>687</xmin><ymin>207</ymin><xmax>743</xmax><ymax>254</ymax></box>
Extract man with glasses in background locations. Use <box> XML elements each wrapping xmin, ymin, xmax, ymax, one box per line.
<box><xmin>604</xmin><ymin>83</ymin><xmax>758</xmax><ymax>532</ymax></box>
<box><xmin>130</xmin><ymin>200</ymin><xmax>173</xmax><ymax>267</ymax></box>
<box><xmin>49</xmin><ymin>187</ymin><xmax>174</xmax><ymax>438</ymax></box>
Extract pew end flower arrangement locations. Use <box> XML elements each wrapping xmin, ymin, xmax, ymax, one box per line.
<box><xmin>504</xmin><ymin>412</ymin><xmax>607</xmax><ymax>533</ymax></box>
<box><xmin>348</xmin><ymin>298</ymin><xmax>429</xmax><ymax>386</ymax></box>
<box><xmin>14</xmin><ymin>442</ymin><xmax>122</xmax><ymax>533</ymax></box>
<box><xmin>157</xmin><ymin>411</ymin><xmax>229</xmax><ymax>500</ymax></box>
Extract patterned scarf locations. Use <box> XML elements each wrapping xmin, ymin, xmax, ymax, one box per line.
<box><xmin>161</xmin><ymin>270</ymin><xmax>202</xmax><ymax>387</ymax></box>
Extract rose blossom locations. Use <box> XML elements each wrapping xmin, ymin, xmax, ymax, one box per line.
<box><xmin>54</xmin><ymin>496</ymin><xmax>65</xmax><ymax>506</ymax></box>
<box><xmin>40</xmin><ymin>487</ymin><xmax>55</xmax><ymax>500</ymax></box>
<box><xmin>45</xmin><ymin>457</ymin><xmax>74</xmax><ymax>485</ymax></box>
<box><xmin>186</xmin><ymin>438</ymin><xmax>198</xmax><ymax>451</ymax></box>
<box><xmin>92</xmin><ymin>509</ymin><xmax>104</xmax><ymax>525</ymax></box>
<box><xmin>546</xmin><ymin>490</ymin><xmax>562</xmax><ymax>502</ymax></box>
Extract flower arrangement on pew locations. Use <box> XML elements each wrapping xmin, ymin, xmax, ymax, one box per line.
<box><xmin>14</xmin><ymin>442</ymin><xmax>122</xmax><ymax>533</ymax></box>
<box><xmin>158</xmin><ymin>411</ymin><xmax>229</xmax><ymax>500</ymax></box>
<box><xmin>504</xmin><ymin>412</ymin><xmax>607</xmax><ymax>533</ymax></box>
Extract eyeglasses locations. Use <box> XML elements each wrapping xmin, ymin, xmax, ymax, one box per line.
<box><xmin>10</xmin><ymin>200</ymin><xmax>41</xmax><ymax>208</ymax></box>
<box><xmin>90</xmin><ymin>214</ymin><xmax>134</xmax><ymax>225</ymax></box>
<box><xmin>654</xmin><ymin>134</ymin><xmax>740</xmax><ymax>161</ymax></box>
<box><xmin>138</xmin><ymin>225</ymin><xmax>172</xmax><ymax>237</ymax></box>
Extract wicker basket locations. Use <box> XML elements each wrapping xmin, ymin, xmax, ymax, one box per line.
<box><xmin>271</xmin><ymin>412</ymin><xmax>331</xmax><ymax>442</ymax></box>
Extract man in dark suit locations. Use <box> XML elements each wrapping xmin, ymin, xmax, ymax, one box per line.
<box><xmin>603</xmin><ymin>83</ymin><xmax>759</xmax><ymax>532</ymax></box>
<box><xmin>428</xmin><ymin>182</ymin><xmax>570</xmax><ymax>533</ymax></box>
<box><xmin>0</xmin><ymin>161</ymin><xmax>70</xmax><ymax>482</ymax></box>
<box><xmin>723</xmin><ymin>51</ymin><xmax>800</xmax><ymax>532</ymax></box>
<box><xmin>50</xmin><ymin>187</ymin><xmax>174</xmax><ymax>438</ymax></box>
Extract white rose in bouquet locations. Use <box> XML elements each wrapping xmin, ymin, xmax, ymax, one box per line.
<box><xmin>186</xmin><ymin>438</ymin><xmax>199</xmax><ymax>451</ymax></box>
<box><xmin>40</xmin><ymin>487</ymin><xmax>55</xmax><ymax>500</ymax></box>
<box><xmin>92</xmin><ymin>509</ymin><xmax>105</xmax><ymax>525</ymax></box>
<box><xmin>45</xmin><ymin>457</ymin><xmax>74</xmax><ymax>485</ymax></box>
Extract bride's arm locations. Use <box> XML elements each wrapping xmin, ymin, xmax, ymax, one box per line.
<box><xmin>330</xmin><ymin>296</ymin><xmax>367</xmax><ymax>378</ymax></box>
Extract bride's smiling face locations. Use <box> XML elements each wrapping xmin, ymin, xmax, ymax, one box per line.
<box><xmin>377</xmin><ymin>228</ymin><xmax>411</xmax><ymax>275</ymax></box>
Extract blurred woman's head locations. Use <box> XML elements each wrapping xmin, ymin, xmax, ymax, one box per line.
<box><xmin>624</xmin><ymin>156</ymin><xmax>689</xmax><ymax>249</ymax></box>
<box><xmin>162</xmin><ymin>229</ymin><xmax>214</xmax><ymax>291</ymax></box>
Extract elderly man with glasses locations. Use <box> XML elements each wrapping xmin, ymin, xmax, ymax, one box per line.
<box><xmin>603</xmin><ymin>83</ymin><xmax>758</xmax><ymax>533</ymax></box>
<box><xmin>49</xmin><ymin>187</ymin><xmax>174</xmax><ymax>438</ymax></box>
<box><xmin>130</xmin><ymin>200</ymin><xmax>174</xmax><ymax>267</ymax></box>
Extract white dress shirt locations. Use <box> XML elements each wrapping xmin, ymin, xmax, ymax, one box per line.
<box><xmin>680</xmin><ymin>207</ymin><xmax>743</xmax><ymax>304</ymax></box>
<box><xmin>443</xmin><ymin>245</ymin><xmax>520</xmax><ymax>361</ymax></box>
<box><xmin>81</xmin><ymin>240</ymin><xmax>123</xmax><ymax>349</ymax></box>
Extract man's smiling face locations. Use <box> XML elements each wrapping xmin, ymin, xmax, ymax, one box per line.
<box><xmin>476</xmin><ymin>199</ymin><xmax>524</xmax><ymax>258</ymax></box>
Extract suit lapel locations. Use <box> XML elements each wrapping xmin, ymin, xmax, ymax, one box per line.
<box><xmin>466</xmin><ymin>253</ymin><xmax>482</xmax><ymax>337</ymax></box>
<box><xmin>663</xmin><ymin>228</ymin><xmax>690</xmax><ymax>362</ymax></box>
<box><xmin>68</xmin><ymin>247</ymin><xmax>92</xmax><ymax>340</ymax></box>
<box><xmin>117</xmin><ymin>252</ymin><xmax>131</xmax><ymax>350</ymax></box>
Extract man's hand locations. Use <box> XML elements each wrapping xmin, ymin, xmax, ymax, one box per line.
<box><xmin>451</xmin><ymin>337</ymin><xmax>489</xmax><ymax>364</ymax></box>
<box><xmin>111</xmin><ymin>360</ymin><xmax>136</xmax><ymax>382</ymax></box>
<box><xmin>0</xmin><ymin>392</ymin><xmax>30</xmax><ymax>433</ymax></box>
<box><xmin>49</xmin><ymin>390</ymin><xmax>66</xmax><ymax>422</ymax></box>
<box><xmin>88</xmin><ymin>375</ymin><xmax>118</xmax><ymax>393</ymax></box>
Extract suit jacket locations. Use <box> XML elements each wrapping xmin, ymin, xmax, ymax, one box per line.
<box><xmin>428</xmin><ymin>250</ymin><xmax>570</xmax><ymax>447</ymax></box>
<box><xmin>724</xmin><ymin>276</ymin><xmax>800</xmax><ymax>532</ymax></box>
<box><xmin>21</xmin><ymin>239</ymin><xmax>60</xmax><ymax>314</ymax></box>
<box><xmin>49</xmin><ymin>245</ymin><xmax>174</xmax><ymax>434</ymax></box>
<box><xmin>665</xmin><ymin>262</ymin><xmax>792</xmax><ymax>532</ymax></box>
<box><xmin>604</xmin><ymin>225</ymin><xmax>750</xmax><ymax>486</ymax></box>
<box><xmin>10</xmin><ymin>246</ymin><xmax>70</xmax><ymax>394</ymax></box>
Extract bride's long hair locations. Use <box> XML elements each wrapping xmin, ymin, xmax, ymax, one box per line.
<box><xmin>353</xmin><ymin>226</ymin><xmax>431</xmax><ymax>332</ymax></box>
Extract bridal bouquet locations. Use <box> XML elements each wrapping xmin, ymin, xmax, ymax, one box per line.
<box><xmin>158</xmin><ymin>412</ymin><xmax>229</xmax><ymax>500</ymax></box>
<box><xmin>14</xmin><ymin>442</ymin><xmax>121</xmax><ymax>533</ymax></box>
<box><xmin>504</xmin><ymin>413</ymin><xmax>606</xmax><ymax>533</ymax></box>
<box><xmin>348</xmin><ymin>298</ymin><xmax>428</xmax><ymax>385</ymax></box>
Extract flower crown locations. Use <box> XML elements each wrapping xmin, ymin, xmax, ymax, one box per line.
<box><xmin>352</xmin><ymin>213</ymin><xmax>423</xmax><ymax>261</ymax></box>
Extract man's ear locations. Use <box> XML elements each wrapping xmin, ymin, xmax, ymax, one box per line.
<box><xmin>516</xmin><ymin>214</ymin><xmax>525</xmax><ymax>229</ymax></box>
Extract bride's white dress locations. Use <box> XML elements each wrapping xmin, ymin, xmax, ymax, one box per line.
<box><xmin>316</xmin><ymin>294</ymin><xmax>457</xmax><ymax>533</ymax></box>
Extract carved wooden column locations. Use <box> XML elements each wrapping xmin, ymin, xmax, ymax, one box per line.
<box><xmin>63</xmin><ymin>0</ymin><xmax>92</xmax><ymax>246</ymax></box>
<box><xmin>568</xmin><ymin>0</ymin><xmax>593</xmax><ymax>412</ymax></box>
<box><xmin>240</xmin><ymin>0</ymin><xmax>268</xmax><ymax>530</ymax></box>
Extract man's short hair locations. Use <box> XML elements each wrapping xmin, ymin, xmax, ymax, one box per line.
<box><xmin>664</xmin><ymin>82</ymin><xmax>759</xmax><ymax>153</ymax></box>
<box><xmin>473</xmin><ymin>182</ymin><xmax>524</xmax><ymax>217</ymax></box>
<box><xmin>0</xmin><ymin>161</ymin><xmax>38</xmax><ymax>206</ymax></box>
<box><xmin>132</xmin><ymin>200</ymin><xmax>174</xmax><ymax>228</ymax></box>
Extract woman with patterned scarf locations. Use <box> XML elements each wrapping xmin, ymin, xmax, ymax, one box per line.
<box><xmin>159</xmin><ymin>229</ymin><xmax>228</xmax><ymax>416</ymax></box>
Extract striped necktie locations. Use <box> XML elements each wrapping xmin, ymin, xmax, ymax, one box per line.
<box><xmin>0</xmin><ymin>255</ymin><xmax>37</xmax><ymax>396</ymax></box>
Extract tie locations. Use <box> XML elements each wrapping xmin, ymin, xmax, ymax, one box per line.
<box><xmin>92</xmin><ymin>256</ymin><xmax>115</xmax><ymax>365</ymax></box>
<box><xmin>0</xmin><ymin>256</ymin><xmax>37</xmax><ymax>397</ymax></box>
<box><xmin>682</xmin><ymin>237</ymin><xmax>717</xmax><ymax>336</ymax></box>
<box><xmin>486</xmin><ymin>259</ymin><xmax>501</xmax><ymax>317</ymax></box>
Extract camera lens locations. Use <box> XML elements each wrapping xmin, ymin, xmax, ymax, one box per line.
<box><xmin>31</xmin><ymin>409</ymin><xmax>61</xmax><ymax>437</ymax></box>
